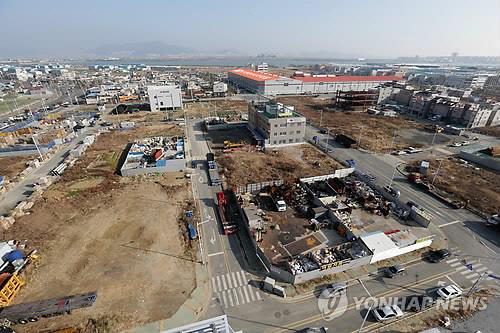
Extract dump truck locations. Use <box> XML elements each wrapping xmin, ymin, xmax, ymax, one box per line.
<box><xmin>407</xmin><ymin>173</ymin><xmax>432</xmax><ymax>191</ymax></box>
<box><xmin>0</xmin><ymin>291</ymin><xmax>97</xmax><ymax>325</ymax></box>
<box><xmin>216</xmin><ymin>191</ymin><xmax>237</xmax><ymax>235</ymax></box>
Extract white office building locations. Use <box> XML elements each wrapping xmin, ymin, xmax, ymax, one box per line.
<box><xmin>147</xmin><ymin>85</ymin><xmax>183</xmax><ymax>111</ymax></box>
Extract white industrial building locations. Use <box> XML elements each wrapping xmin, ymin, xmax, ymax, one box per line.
<box><xmin>228</xmin><ymin>68</ymin><xmax>403</xmax><ymax>96</ymax></box>
<box><xmin>213</xmin><ymin>81</ymin><xmax>228</xmax><ymax>97</ymax></box>
<box><xmin>147</xmin><ymin>85</ymin><xmax>183</xmax><ymax>111</ymax></box>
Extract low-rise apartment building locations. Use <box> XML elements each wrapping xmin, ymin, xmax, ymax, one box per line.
<box><xmin>248</xmin><ymin>102</ymin><xmax>306</xmax><ymax>147</ymax></box>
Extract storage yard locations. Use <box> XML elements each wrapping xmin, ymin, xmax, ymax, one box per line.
<box><xmin>276</xmin><ymin>96</ymin><xmax>426</xmax><ymax>152</ymax></box>
<box><xmin>411</xmin><ymin>157</ymin><xmax>500</xmax><ymax>215</ymax></box>
<box><xmin>1</xmin><ymin>123</ymin><xmax>195</xmax><ymax>332</ymax></box>
<box><xmin>216</xmin><ymin>144</ymin><xmax>343</xmax><ymax>188</ymax></box>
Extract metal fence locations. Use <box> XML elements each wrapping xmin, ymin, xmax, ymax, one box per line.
<box><xmin>234</xmin><ymin>179</ymin><xmax>284</xmax><ymax>194</ymax></box>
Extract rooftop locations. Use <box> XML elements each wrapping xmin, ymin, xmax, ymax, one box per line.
<box><xmin>229</xmin><ymin>68</ymin><xmax>284</xmax><ymax>81</ymax></box>
<box><xmin>292</xmin><ymin>75</ymin><xmax>403</xmax><ymax>83</ymax></box>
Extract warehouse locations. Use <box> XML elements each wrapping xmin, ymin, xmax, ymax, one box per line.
<box><xmin>228</xmin><ymin>68</ymin><xmax>403</xmax><ymax>96</ymax></box>
<box><xmin>147</xmin><ymin>85</ymin><xmax>183</xmax><ymax>111</ymax></box>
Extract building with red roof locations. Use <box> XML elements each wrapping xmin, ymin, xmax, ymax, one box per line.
<box><xmin>227</xmin><ymin>68</ymin><xmax>403</xmax><ymax>96</ymax></box>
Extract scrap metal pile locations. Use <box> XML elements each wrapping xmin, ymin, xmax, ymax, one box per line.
<box><xmin>342</xmin><ymin>176</ymin><xmax>391</xmax><ymax>216</ymax></box>
<box><xmin>287</xmin><ymin>240</ymin><xmax>368</xmax><ymax>274</ymax></box>
<box><xmin>268</xmin><ymin>182</ymin><xmax>312</xmax><ymax>216</ymax></box>
<box><xmin>128</xmin><ymin>136</ymin><xmax>184</xmax><ymax>166</ymax></box>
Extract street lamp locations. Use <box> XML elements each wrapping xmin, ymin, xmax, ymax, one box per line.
<box><xmin>432</xmin><ymin>159</ymin><xmax>443</xmax><ymax>185</ymax></box>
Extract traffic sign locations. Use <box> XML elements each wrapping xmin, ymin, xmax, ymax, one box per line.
<box><xmin>466</xmin><ymin>263</ymin><xmax>473</xmax><ymax>271</ymax></box>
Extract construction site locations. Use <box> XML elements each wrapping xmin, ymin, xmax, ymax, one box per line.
<box><xmin>276</xmin><ymin>96</ymin><xmax>429</xmax><ymax>152</ymax></box>
<box><xmin>0</xmin><ymin>120</ymin><xmax>196</xmax><ymax>333</ymax></box>
<box><xmin>184</xmin><ymin>100</ymin><xmax>249</xmax><ymax>121</ymax></box>
<box><xmin>410</xmin><ymin>157</ymin><xmax>500</xmax><ymax>215</ymax></box>
<box><xmin>236</xmin><ymin>170</ymin><xmax>434</xmax><ymax>284</ymax></box>
<box><xmin>215</xmin><ymin>144</ymin><xmax>344</xmax><ymax>188</ymax></box>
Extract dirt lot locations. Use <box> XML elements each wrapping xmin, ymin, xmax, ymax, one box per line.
<box><xmin>184</xmin><ymin>100</ymin><xmax>248</xmax><ymax>121</ymax></box>
<box><xmin>0</xmin><ymin>155</ymin><xmax>35</xmax><ymax>178</ymax></box>
<box><xmin>276</xmin><ymin>96</ymin><xmax>426</xmax><ymax>152</ymax></box>
<box><xmin>413</xmin><ymin>157</ymin><xmax>500</xmax><ymax>215</ymax></box>
<box><xmin>103</xmin><ymin>111</ymin><xmax>168</xmax><ymax>125</ymax></box>
<box><xmin>1</xmin><ymin>123</ymin><xmax>196</xmax><ymax>333</ymax></box>
<box><xmin>474</xmin><ymin>125</ymin><xmax>500</xmax><ymax>138</ymax></box>
<box><xmin>217</xmin><ymin>144</ymin><xmax>343</xmax><ymax>188</ymax></box>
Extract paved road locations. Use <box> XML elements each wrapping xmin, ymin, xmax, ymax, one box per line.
<box><xmin>0</xmin><ymin>128</ymin><xmax>93</xmax><ymax>216</ymax></box>
<box><xmin>185</xmin><ymin>116</ymin><xmax>499</xmax><ymax>333</ymax></box>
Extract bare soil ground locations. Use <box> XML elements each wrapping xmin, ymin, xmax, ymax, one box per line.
<box><xmin>474</xmin><ymin>125</ymin><xmax>500</xmax><ymax>138</ymax></box>
<box><xmin>217</xmin><ymin>144</ymin><xmax>343</xmax><ymax>188</ymax></box>
<box><xmin>184</xmin><ymin>100</ymin><xmax>248</xmax><ymax>121</ymax></box>
<box><xmin>0</xmin><ymin>123</ymin><xmax>196</xmax><ymax>333</ymax></box>
<box><xmin>277</xmin><ymin>96</ymin><xmax>425</xmax><ymax>152</ymax></box>
<box><xmin>413</xmin><ymin>157</ymin><xmax>500</xmax><ymax>215</ymax></box>
<box><xmin>0</xmin><ymin>155</ymin><xmax>34</xmax><ymax>178</ymax></box>
<box><xmin>103</xmin><ymin>111</ymin><xmax>167</xmax><ymax>125</ymax></box>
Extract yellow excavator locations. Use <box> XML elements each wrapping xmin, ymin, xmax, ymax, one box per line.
<box><xmin>224</xmin><ymin>140</ymin><xmax>244</xmax><ymax>149</ymax></box>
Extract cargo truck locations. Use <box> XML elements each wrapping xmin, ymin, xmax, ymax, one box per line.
<box><xmin>0</xmin><ymin>292</ymin><xmax>97</xmax><ymax>325</ymax></box>
<box><xmin>216</xmin><ymin>191</ymin><xmax>237</xmax><ymax>234</ymax></box>
<box><xmin>261</xmin><ymin>277</ymin><xmax>286</xmax><ymax>297</ymax></box>
<box><xmin>206</xmin><ymin>153</ymin><xmax>221</xmax><ymax>186</ymax></box>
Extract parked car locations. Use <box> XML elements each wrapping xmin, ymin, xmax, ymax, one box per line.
<box><xmin>384</xmin><ymin>265</ymin><xmax>405</xmax><ymax>278</ymax></box>
<box><xmin>449</xmin><ymin>142</ymin><xmax>462</xmax><ymax>147</ymax></box>
<box><xmin>404</xmin><ymin>295</ymin><xmax>435</xmax><ymax>312</ymax></box>
<box><xmin>324</xmin><ymin>282</ymin><xmax>347</xmax><ymax>296</ymax></box>
<box><xmin>319</xmin><ymin>128</ymin><xmax>328</xmax><ymax>134</ymax></box>
<box><xmin>372</xmin><ymin>305</ymin><xmax>404</xmax><ymax>321</ymax></box>
<box><xmin>428</xmin><ymin>249</ymin><xmax>451</xmax><ymax>263</ymax></box>
<box><xmin>437</xmin><ymin>285</ymin><xmax>462</xmax><ymax>300</ymax></box>
<box><xmin>384</xmin><ymin>185</ymin><xmax>401</xmax><ymax>198</ymax></box>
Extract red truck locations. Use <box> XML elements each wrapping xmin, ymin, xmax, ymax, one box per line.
<box><xmin>216</xmin><ymin>192</ymin><xmax>237</xmax><ymax>235</ymax></box>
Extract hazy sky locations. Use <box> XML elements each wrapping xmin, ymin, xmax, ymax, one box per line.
<box><xmin>1</xmin><ymin>0</ymin><xmax>499</xmax><ymax>58</ymax></box>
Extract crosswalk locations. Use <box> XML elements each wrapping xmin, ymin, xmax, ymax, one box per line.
<box><xmin>446</xmin><ymin>247</ymin><xmax>497</xmax><ymax>284</ymax></box>
<box><xmin>211</xmin><ymin>270</ymin><xmax>262</xmax><ymax>308</ymax></box>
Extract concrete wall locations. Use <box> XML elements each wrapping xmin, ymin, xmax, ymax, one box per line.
<box><xmin>205</xmin><ymin>122</ymin><xmax>247</xmax><ymax>131</ymax></box>
<box><xmin>458</xmin><ymin>151</ymin><xmax>500</xmax><ymax>172</ymax></box>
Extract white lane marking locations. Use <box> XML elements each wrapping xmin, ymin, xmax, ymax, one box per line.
<box><xmin>248</xmin><ymin>285</ymin><xmax>257</xmax><ymax>301</ymax></box>
<box><xmin>238</xmin><ymin>287</ymin><xmax>245</xmax><ymax>305</ymax></box>
<box><xmin>243</xmin><ymin>285</ymin><xmax>251</xmax><ymax>303</ymax></box>
<box><xmin>226</xmin><ymin>273</ymin><xmax>233</xmax><ymax>289</ymax></box>
<box><xmin>216</xmin><ymin>275</ymin><xmax>222</xmax><ymax>292</ymax></box>
<box><xmin>478</xmin><ymin>240</ymin><xmax>497</xmax><ymax>255</ymax></box>
<box><xmin>450</xmin><ymin>262</ymin><xmax>462</xmax><ymax>267</ymax></box>
<box><xmin>212</xmin><ymin>277</ymin><xmax>217</xmax><ymax>293</ymax></box>
<box><xmin>221</xmin><ymin>291</ymin><xmax>228</xmax><ymax>307</ymax></box>
<box><xmin>239</xmin><ymin>271</ymin><xmax>247</xmax><ymax>286</ymax></box>
<box><xmin>236</xmin><ymin>270</ymin><xmax>243</xmax><ymax>286</ymax></box>
<box><xmin>465</xmin><ymin>272</ymin><xmax>479</xmax><ymax>280</ymax></box>
<box><xmin>226</xmin><ymin>290</ymin><xmax>233</xmax><ymax>307</ymax></box>
<box><xmin>231</xmin><ymin>272</ymin><xmax>238</xmax><ymax>288</ymax></box>
<box><xmin>208</xmin><ymin>251</ymin><xmax>224</xmax><ymax>257</ymax></box>
<box><xmin>445</xmin><ymin>274</ymin><xmax>459</xmax><ymax>286</ymax></box>
<box><xmin>438</xmin><ymin>220</ymin><xmax>462</xmax><ymax>228</ymax></box>
<box><xmin>461</xmin><ymin>269</ymin><xmax>474</xmax><ymax>275</ymax></box>
<box><xmin>446</xmin><ymin>258</ymin><xmax>459</xmax><ymax>264</ymax></box>
<box><xmin>475</xmin><ymin>267</ymin><xmax>488</xmax><ymax>273</ymax></box>
<box><xmin>232</xmin><ymin>289</ymin><xmax>239</xmax><ymax>306</ymax></box>
<box><xmin>221</xmin><ymin>274</ymin><xmax>227</xmax><ymax>290</ymax></box>
<box><xmin>255</xmin><ymin>289</ymin><xmax>262</xmax><ymax>300</ymax></box>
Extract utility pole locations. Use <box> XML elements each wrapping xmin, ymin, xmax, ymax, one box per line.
<box><xmin>389</xmin><ymin>130</ymin><xmax>397</xmax><ymax>154</ymax></box>
<box><xmin>319</xmin><ymin>109</ymin><xmax>323</xmax><ymax>128</ymax></box>
<box><xmin>432</xmin><ymin>159</ymin><xmax>443</xmax><ymax>185</ymax></box>
<box><xmin>466</xmin><ymin>272</ymin><xmax>487</xmax><ymax>297</ymax></box>
<box><xmin>326</xmin><ymin>128</ymin><xmax>331</xmax><ymax>153</ymax></box>
<box><xmin>430</xmin><ymin>128</ymin><xmax>438</xmax><ymax>154</ymax></box>
<box><xmin>358</xmin><ymin>125</ymin><xmax>365</xmax><ymax>148</ymax></box>
<box><xmin>389</xmin><ymin>163</ymin><xmax>399</xmax><ymax>187</ymax></box>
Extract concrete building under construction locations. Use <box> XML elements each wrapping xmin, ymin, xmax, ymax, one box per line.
<box><xmin>335</xmin><ymin>90</ymin><xmax>379</xmax><ymax>111</ymax></box>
